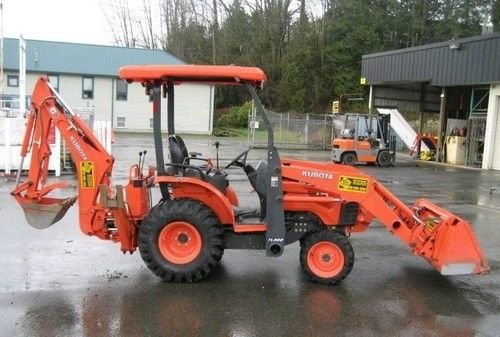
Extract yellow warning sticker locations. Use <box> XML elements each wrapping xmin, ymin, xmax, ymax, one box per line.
<box><xmin>80</xmin><ymin>161</ymin><xmax>95</xmax><ymax>188</ymax></box>
<box><xmin>338</xmin><ymin>176</ymin><xmax>368</xmax><ymax>193</ymax></box>
<box><xmin>425</xmin><ymin>218</ymin><xmax>440</xmax><ymax>232</ymax></box>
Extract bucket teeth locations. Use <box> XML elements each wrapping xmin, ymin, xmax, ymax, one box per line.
<box><xmin>17</xmin><ymin>196</ymin><xmax>78</xmax><ymax>229</ymax></box>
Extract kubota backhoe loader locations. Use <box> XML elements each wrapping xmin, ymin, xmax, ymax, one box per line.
<box><xmin>11</xmin><ymin>65</ymin><xmax>489</xmax><ymax>284</ymax></box>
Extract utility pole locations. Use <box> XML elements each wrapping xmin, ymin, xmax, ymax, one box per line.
<box><xmin>19</xmin><ymin>35</ymin><xmax>26</xmax><ymax>116</ymax></box>
<box><xmin>0</xmin><ymin>0</ymin><xmax>4</xmax><ymax>97</ymax></box>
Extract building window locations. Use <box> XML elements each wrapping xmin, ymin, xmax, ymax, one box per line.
<box><xmin>7</xmin><ymin>75</ymin><xmax>19</xmax><ymax>87</ymax></box>
<box><xmin>117</xmin><ymin>116</ymin><xmax>126</xmax><ymax>128</ymax></box>
<box><xmin>48</xmin><ymin>74</ymin><xmax>59</xmax><ymax>91</ymax></box>
<box><xmin>116</xmin><ymin>79</ymin><xmax>128</xmax><ymax>101</ymax></box>
<box><xmin>82</xmin><ymin>77</ymin><xmax>94</xmax><ymax>99</ymax></box>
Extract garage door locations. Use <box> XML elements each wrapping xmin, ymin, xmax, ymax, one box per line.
<box><xmin>492</xmin><ymin>97</ymin><xmax>500</xmax><ymax>170</ymax></box>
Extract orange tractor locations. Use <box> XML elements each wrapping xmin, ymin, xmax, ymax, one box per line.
<box><xmin>11</xmin><ymin>65</ymin><xmax>488</xmax><ymax>284</ymax></box>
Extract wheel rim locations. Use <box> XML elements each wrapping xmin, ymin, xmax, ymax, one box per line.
<box><xmin>343</xmin><ymin>154</ymin><xmax>355</xmax><ymax>165</ymax></box>
<box><xmin>379</xmin><ymin>152</ymin><xmax>391</xmax><ymax>166</ymax></box>
<box><xmin>307</xmin><ymin>241</ymin><xmax>345</xmax><ymax>278</ymax></box>
<box><xmin>158</xmin><ymin>221</ymin><xmax>202</xmax><ymax>264</ymax></box>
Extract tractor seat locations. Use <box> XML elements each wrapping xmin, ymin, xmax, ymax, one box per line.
<box><xmin>168</xmin><ymin>134</ymin><xmax>189</xmax><ymax>165</ymax></box>
<box><xmin>168</xmin><ymin>134</ymin><xmax>229</xmax><ymax>194</ymax></box>
<box><xmin>340</xmin><ymin>128</ymin><xmax>354</xmax><ymax>139</ymax></box>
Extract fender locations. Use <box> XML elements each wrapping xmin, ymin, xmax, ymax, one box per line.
<box><xmin>154</xmin><ymin>176</ymin><xmax>235</xmax><ymax>225</ymax></box>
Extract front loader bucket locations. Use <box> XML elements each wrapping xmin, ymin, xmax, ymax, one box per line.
<box><xmin>410</xmin><ymin>198</ymin><xmax>489</xmax><ymax>275</ymax></box>
<box><xmin>14</xmin><ymin>195</ymin><xmax>78</xmax><ymax>229</ymax></box>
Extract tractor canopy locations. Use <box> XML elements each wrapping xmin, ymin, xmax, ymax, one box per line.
<box><xmin>119</xmin><ymin>64</ymin><xmax>267</xmax><ymax>88</ymax></box>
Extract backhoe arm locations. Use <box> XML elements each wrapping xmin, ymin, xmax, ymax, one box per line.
<box><xmin>11</xmin><ymin>77</ymin><xmax>115</xmax><ymax>237</ymax></box>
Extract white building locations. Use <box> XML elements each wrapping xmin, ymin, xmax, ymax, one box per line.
<box><xmin>1</xmin><ymin>38</ymin><xmax>214</xmax><ymax>134</ymax></box>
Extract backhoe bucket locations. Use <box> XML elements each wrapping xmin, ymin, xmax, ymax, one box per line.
<box><xmin>411</xmin><ymin>198</ymin><xmax>489</xmax><ymax>275</ymax></box>
<box><xmin>14</xmin><ymin>196</ymin><xmax>78</xmax><ymax>229</ymax></box>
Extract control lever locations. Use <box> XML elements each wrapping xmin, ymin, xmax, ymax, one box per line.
<box><xmin>138</xmin><ymin>150</ymin><xmax>147</xmax><ymax>178</ymax></box>
<box><xmin>140</xmin><ymin>150</ymin><xmax>147</xmax><ymax>178</ymax></box>
<box><xmin>138</xmin><ymin>151</ymin><xmax>143</xmax><ymax>173</ymax></box>
<box><xmin>214</xmin><ymin>141</ymin><xmax>220</xmax><ymax>171</ymax></box>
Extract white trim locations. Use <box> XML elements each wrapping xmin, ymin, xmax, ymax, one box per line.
<box><xmin>483</xmin><ymin>84</ymin><xmax>500</xmax><ymax>169</ymax></box>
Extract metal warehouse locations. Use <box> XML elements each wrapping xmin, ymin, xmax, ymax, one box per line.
<box><xmin>361</xmin><ymin>32</ymin><xmax>500</xmax><ymax>170</ymax></box>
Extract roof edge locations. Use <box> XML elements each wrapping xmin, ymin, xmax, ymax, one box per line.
<box><xmin>3</xmin><ymin>37</ymin><xmax>184</xmax><ymax>64</ymax></box>
<box><xmin>363</xmin><ymin>32</ymin><xmax>500</xmax><ymax>59</ymax></box>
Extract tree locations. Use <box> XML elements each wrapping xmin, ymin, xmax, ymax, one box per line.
<box><xmin>104</xmin><ymin>0</ymin><xmax>497</xmax><ymax>114</ymax></box>
<box><xmin>104</xmin><ymin>0</ymin><xmax>138</xmax><ymax>47</ymax></box>
<box><xmin>322</xmin><ymin>0</ymin><xmax>386</xmax><ymax>99</ymax></box>
<box><xmin>493</xmin><ymin>0</ymin><xmax>500</xmax><ymax>31</ymax></box>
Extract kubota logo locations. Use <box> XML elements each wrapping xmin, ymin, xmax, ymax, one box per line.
<box><xmin>70</xmin><ymin>135</ymin><xmax>88</xmax><ymax>160</ymax></box>
<box><xmin>302</xmin><ymin>170</ymin><xmax>333</xmax><ymax>180</ymax></box>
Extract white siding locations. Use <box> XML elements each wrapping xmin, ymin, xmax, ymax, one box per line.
<box><xmin>114</xmin><ymin>82</ymin><xmax>155</xmax><ymax>131</ymax></box>
<box><xmin>115</xmin><ymin>82</ymin><xmax>213</xmax><ymax>134</ymax></box>
<box><xmin>2</xmin><ymin>71</ymin><xmax>28</xmax><ymax>96</ymax></box>
<box><xmin>8</xmin><ymin>72</ymin><xmax>213</xmax><ymax>134</ymax></box>
<box><xmin>493</xmin><ymin>102</ymin><xmax>500</xmax><ymax>170</ymax></box>
<box><xmin>483</xmin><ymin>83</ymin><xmax>500</xmax><ymax>170</ymax></box>
<box><xmin>56</xmin><ymin>75</ymin><xmax>113</xmax><ymax>121</ymax></box>
<box><xmin>174</xmin><ymin>83</ymin><xmax>213</xmax><ymax>134</ymax></box>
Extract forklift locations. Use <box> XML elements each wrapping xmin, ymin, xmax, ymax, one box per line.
<box><xmin>332</xmin><ymin>113</ymin><xmax>395</xmax><ymax>166</ymax></box>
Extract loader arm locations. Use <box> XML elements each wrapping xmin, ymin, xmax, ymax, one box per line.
<box><xmin>281</xmin><ymin>159</ymin><xmax>489</xmax><ymax>275</ymax></box>
<box><xmin>11</xmin><ymin>77</ymin><xmax>115</xmax><ymax>238</ymax></box>
<box><xmin>361</xmin><ymin>181</ymin><xmax>489</xmax><ymax>275</ymax></box>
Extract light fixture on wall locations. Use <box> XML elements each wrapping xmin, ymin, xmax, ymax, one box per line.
<box><xmin>449</xmin><ymin>42</ymin><xmax>461</xmax><ymax>50</ymax></box>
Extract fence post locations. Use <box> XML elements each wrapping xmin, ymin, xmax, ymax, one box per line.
<box><xmin>93</xmin><ymin>120</ymin><xmax>113</xmax><ymax>154</ymax></box>
<box><xmin>305</xmin><ymin>114</ymin><xmax>309</xmax><ymax>147</ymax></box>
<box><xmin>279</xmin><ymin>113</ymin><xmax>283</xmax><ymax>144</ymax></box>
<box><xmin>323</xmin><ymin>114</ymin><xmax>327</xmax><ymax>150</ymax></box>
<box><xmin>106</xmin><ymin>121</ymin><xmax>112</xmax><ymax>154</ymax></box>
<box><xmin>55</xmin><ymin>128</ymin><xmax>61</xmax><ymax>177</ymax></box>
<box><xmin>287</xmin><ymin>113</ymin><xmax>290</xmax><ymax>134</ymax></box>
<box><xmin>5</xmin><ymin>118</ymin><xmax>11</xmax><ymax>175</ymax></box>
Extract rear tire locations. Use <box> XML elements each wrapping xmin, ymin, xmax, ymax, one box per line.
<box><xmin>377</xmin><ymin>150</ymin><xmax>393</xmax><ymax>167</ymax></box>
<box><xmin>300</xmin><ymin>230</ymin><xmax>354</xmax><ymax>285</ymax></box>
<box><xmin>139</xmin><ymin>199</ymin><xmax>224</xmax><ymax>283</ymax></box>
<box><xmin>341</xmin><ymin>152</ymin><xmax>357</xmax><ymax>165</ymax></box>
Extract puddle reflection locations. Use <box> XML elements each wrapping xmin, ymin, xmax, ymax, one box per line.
<box><xmin>16</xmin><ymin>269</ymin><xmax>484</xmax><ymax>337</ymax></box>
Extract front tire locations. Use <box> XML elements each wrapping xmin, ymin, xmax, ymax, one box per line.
<box><xmin>300</xmin><ymin>230</ymin><xmax>354</xmax><ymax>285</ymax></box>
<box><xmin>139</xmin><ymin>199</ymin><xmax>224</xmax><ymax>283</ymax></box>
<box><xmin>377</xmin><ymin>150</ymin><xmax>393</xmax><ymax>167</ymax></box>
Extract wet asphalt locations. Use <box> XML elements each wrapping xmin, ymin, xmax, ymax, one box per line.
<box><xmin>1</xmin><ymin>133</ymin><xmax>500</xmax><ymax>337</ymax></box>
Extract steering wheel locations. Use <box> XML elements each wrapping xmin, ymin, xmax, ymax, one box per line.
<box><xmin>225</xmin><ymin>149</ymin><xmax>250</xmax><ymax>169</ymax></box>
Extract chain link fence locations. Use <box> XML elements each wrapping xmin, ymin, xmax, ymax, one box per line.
<box><xmin>248</xmin><ymin>110</ymin><xmax>344</xmax><ymax>150</ymax></box>
<box><xmin>247</xmin><ymin>108</ymin><xmax>416</xmax><ymax>154</ymax></box>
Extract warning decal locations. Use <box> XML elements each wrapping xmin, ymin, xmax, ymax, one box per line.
<box><xmin>80</xmin><ymin>161</ymin><xmax>95</xmax><ymax>188</ymax></box>
<box><xmin>338</xmin><ymin>176</ymin><xmax>368</xmax><ymax>193</ymax></box>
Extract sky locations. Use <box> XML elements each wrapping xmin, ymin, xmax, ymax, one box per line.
<box><xmin>2</xmin><ymin>0</ymin><xmax>117</xmax><ymax>45</ymax></box>
<box><xmin>2</xmin><ymin>0</ymin><xmax>324</xmax><ymax>46</ymax></box>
